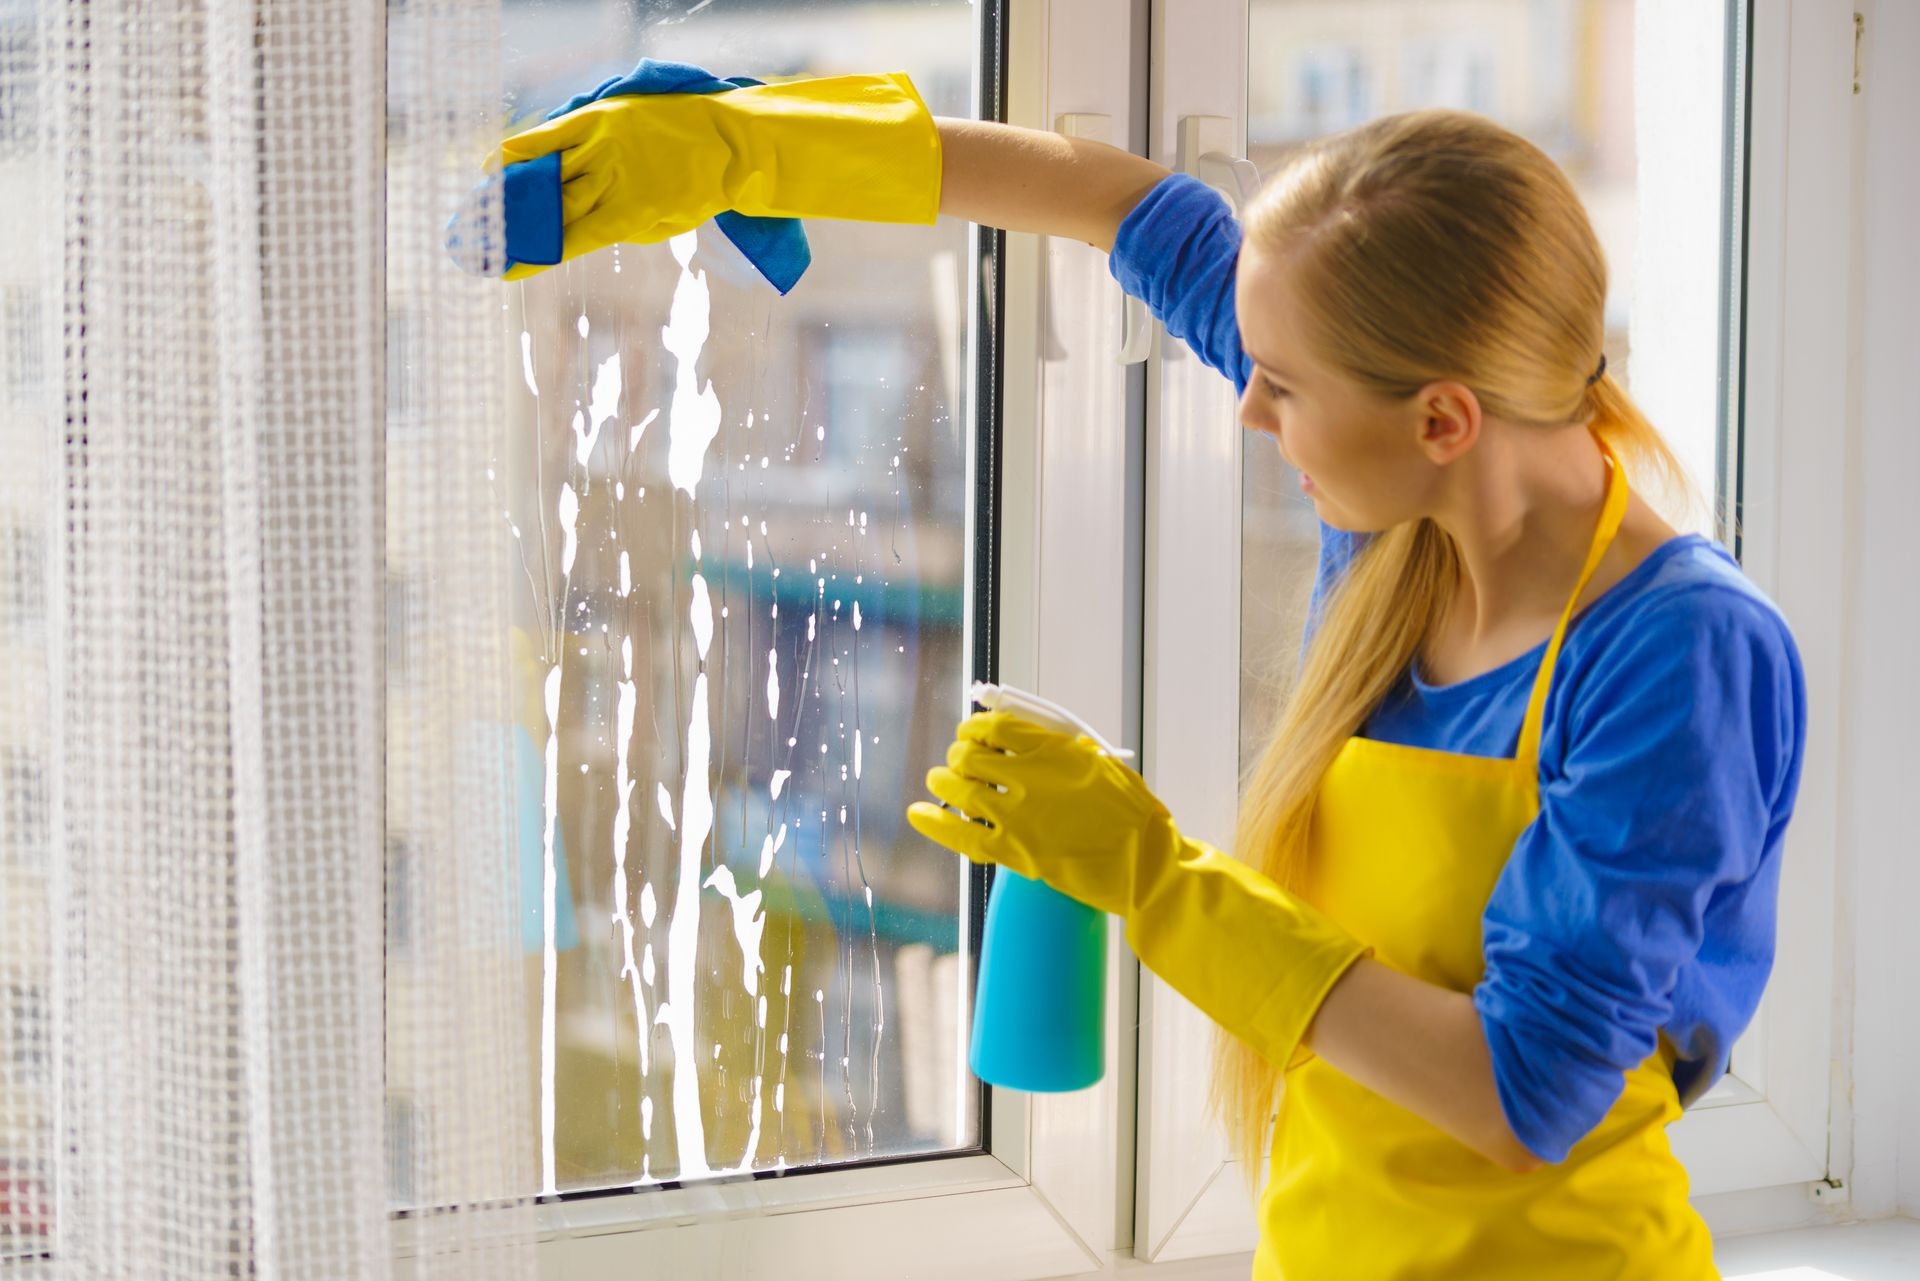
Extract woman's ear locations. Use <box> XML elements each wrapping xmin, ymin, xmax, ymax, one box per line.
<box><xmin>1413</xmin><ymin>379</ymin><xmax>1480</xmax><ymax>464</ymax></box>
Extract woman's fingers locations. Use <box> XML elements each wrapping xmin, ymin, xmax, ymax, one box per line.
<box><xmin>560</xmin><ymin>164</ymin><xmax>615</xmax><ymax>225</ymax></box>
<box><xmin>956</xmin><ymin>709</ymin><xmax>1069</xmax><ymax>755</ymax></box>
<box><xmin>945</xmin><ymin>738</ymin><xmax>1021</xmax><ymax>793</ymax></box>
<box><xmin>498</xmin><ymin>104</ymin><xmax>603</xmax><ymax>166</ymax></box>
<box><xmin>924</xmin><ymin>765</ymin><xmax>1004</xmax><ymax>821</ymax></box>
<box><xmin>553</xmin><ymin>203</ymin><xmax>639</xmax><ymax>264</ymax></box>
<box><xmin>503</xmin><ymin>258</ymin><xmax>557</xmax><ymax>283</ymax></box>
<box><xmin>560</xmin><ymin>201</ymin><xmax>704</xmax><ymax>263</ymax></box>
<box><xmin>905</xmin><ymin>800</ymin><xmax>993</xmax><ymax>865</ymax></box>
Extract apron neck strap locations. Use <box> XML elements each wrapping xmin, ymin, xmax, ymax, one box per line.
<box><xmin>1515</xmin><ymin>433</ymin><xmax>1632</xmax><ymax>770</ymax></box>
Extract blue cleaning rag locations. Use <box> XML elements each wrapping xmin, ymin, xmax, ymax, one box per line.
<box><xmin>447</xmin><ymin>57</ymin><xmax>812</xmax><ymax>295</ymax></box>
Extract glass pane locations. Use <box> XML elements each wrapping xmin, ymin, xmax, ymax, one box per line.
<box><xmin>1239</xmin><ymin>0</ymin><xmax>1743</xmax><ymax>1051</ymax></box>
<box><xmin>390</xmin><ymin>0</ymin><xmax>988</xmax><ymax>1199</ymax></box>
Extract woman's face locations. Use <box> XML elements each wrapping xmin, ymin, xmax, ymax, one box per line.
<box><xmin>1234</xmin><ymin>246</ymin><xmax>1460</xmax><ymax>533</ymax></box>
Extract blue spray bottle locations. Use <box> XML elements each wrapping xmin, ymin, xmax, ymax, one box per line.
<box><xmin>963</xmin><ymin>682</ymin><xmax>1133</xmax><ymax>1092</ymax></box>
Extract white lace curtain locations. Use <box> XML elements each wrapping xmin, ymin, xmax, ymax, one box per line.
<box><xmin>0</xmin><ymin>1</ymin><xmax>536</xmax><ymax>1277</ymax></box>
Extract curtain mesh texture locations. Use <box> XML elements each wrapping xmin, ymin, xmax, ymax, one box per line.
<box><xmin>0</xmin><ymin>0</ymin><xmax>536</xmax><ymax>1276</ymax></box>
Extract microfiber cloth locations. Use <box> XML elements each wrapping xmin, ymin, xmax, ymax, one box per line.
<box><xmin>447</xmin><ymin>57</ymin><xmax>812</xmax><ymax>294</ymax></box>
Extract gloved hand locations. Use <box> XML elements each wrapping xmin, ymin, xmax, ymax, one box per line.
<box><xmin>449</xmin><ymin>60</ymin><xmax>941</xmax><ymax>288</ymax></box>
<box><xmin>907</xmin><ymin>710</ymin><xmax>1374</xmax><ymax>1072</ymax></box>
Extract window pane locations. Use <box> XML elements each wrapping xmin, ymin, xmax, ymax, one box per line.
<box><xmin>1238</xmin><ymin>0</ymin><xmax>1742</xmax><ymax>1069</ymax></box>
<box><xmin>386</xmin><ymin>0</ymin><xmax>988</xmax><ymax>1199</ymax></box>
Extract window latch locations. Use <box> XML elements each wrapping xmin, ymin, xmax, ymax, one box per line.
<box><xmin>1178</xmin><ymin>115</ymin><xmax>1260</xmax><ymax>215</ymax></box>
<box><xmin>1057</xmin><ymin>111</ymin><xmax>1153</xmax><ymax>365</ymax></box>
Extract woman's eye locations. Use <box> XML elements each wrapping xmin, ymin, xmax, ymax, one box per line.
<box><xmin>1263</xmin><ymin>377</ymin><xmax>1286</xmax><ymax>398</ymax></box>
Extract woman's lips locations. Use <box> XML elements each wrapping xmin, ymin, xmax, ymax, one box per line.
<box><xmin>1299</xmin><ymin>472</ymin><xmax>1315</xmax><ymax>494</ymax></box>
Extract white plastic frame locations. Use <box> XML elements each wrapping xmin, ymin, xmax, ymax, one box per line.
<box><xmin>1134</xmin><ymin>0</ymin><xmax>1851</xmax><ymax>1263</ymax></box>
<box><xmin>1680</xmin><ymin>0</ymin><xmax>1856</xmax><ymax>1222</ymax></box>
<box><xmin>451</xmin><ymin>0</ymin><xmax>1858</xmax><ymax>1271</ymax></box>
<box><xmin>1133</xmin><ymin>0</ymin><xmax>1257</xmax><ymax>1262</ymax></box>
<box><xmin>524</xmin><ymin>2</ymin><xmax>1173</xmax><ymax>1276</ymax></box>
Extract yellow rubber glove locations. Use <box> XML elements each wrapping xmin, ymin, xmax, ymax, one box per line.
<box><xmin>496</xmin><ymin>72</ymin><xmax>941</xmax><ymax>281</ymax></box>
<box><xmin>907</xmin><ymin>710</ymin><xmax>1374</xmax><ymax>1073</ymax></box>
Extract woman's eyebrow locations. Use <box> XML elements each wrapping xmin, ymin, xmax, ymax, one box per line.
<box><xmin>1245</xmin><ymin>347</ymin><xmax>1297</xmax><ymax>381</ymax></box>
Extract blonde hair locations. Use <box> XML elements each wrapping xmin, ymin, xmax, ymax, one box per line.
<box><xmin>1209</xmin><ymin>109</ymin><xmax>1695</xmax><ymax>1189</ymax></box>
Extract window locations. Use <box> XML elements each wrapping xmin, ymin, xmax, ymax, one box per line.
<box><xmin>388</xmin><ymin>0</ymin><xmax>998</xmax><ymax>1224</ymax></box>
<box><xmin>804</xmin><ymin>320</ymin><xmax>923</xmax><ymax>471</ymax></box>
<box><xmin>1240</xmin><ymin>0</ymin><xmax>1743</xmax><ymax>1024</ymax></box>
<box><xmin>1399</xmin><ymin>35</ymin><xmax>1499</xmax><ymax>115</ymax></box>
<box><xmin>1139</xmin><ymin>0</ymin><xmax>1840</xmax><ymax>1261</ymax></box>
<box><xmin>378</xmin><ymin>0</ymin><xmax>1852</xmax><ymax>1271</ymax></box>
<box><xmin>1239</xmin><ymin>0</ymin><xmax>1728</xmax><ymax>776</ymax></box>
<box><xmin>385</xmin><ymin>307</ymin><xmax>422</xmax><ymax>430</ymax></box>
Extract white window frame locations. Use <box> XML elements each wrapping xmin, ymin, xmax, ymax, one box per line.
<box><xmin>1134</xmin><ymin>0</ymin><xmax>1259</xmax><ymax>1260</ymax></box>
<box><xmin>457</xmin><ymin>1</ymin><xmax>1865</xmax><ymax>1272</ymax></box>
<box><xmin>524</xmin><ymin>3</ymin><xmax>1187</xmax><ymax>1276</ymax></box>
<box><xmin>1133</xmin><ymin>0</ymin><xmax>1857</xmax><ymax>1262</ymax></box>
<box><xmin>1671</xmin><ymin>0</ymin><xmax>1853</xmax><ymax>1225</ymax></box>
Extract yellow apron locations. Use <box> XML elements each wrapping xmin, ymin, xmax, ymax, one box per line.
<box><xmin>1254</xmin><ymin>441</ymin><xmax>1719</xmax><ymax>1279</ymax></box>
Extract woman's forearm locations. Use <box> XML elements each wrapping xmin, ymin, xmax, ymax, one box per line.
<box><xmin>934</xmin><ymin>118</ymin><xmax>1171</xmax><ymax>252</ymax></box>
<box><xmin>1303</xmin><ymin>958</ymin><xmax>1545</xmax><ymax>1175</ymax></box>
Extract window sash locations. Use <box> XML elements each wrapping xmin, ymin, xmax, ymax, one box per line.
<box><xmin>506</xmin><ymin>2</ymin><xmax>1161</xmax><ymax>1274</ymax></box>
<box><xmin>1133</xmin><ymin>0</ymin><xmax>1845</xmax><ymax>1262</ymax></box>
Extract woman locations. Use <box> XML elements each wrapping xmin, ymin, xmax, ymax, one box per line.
<box><xmin>498</xmin><ymin>70</ymin><xmax>1805</xmax><ymax>1279</ymax></box>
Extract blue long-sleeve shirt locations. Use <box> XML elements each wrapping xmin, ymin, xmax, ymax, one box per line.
<box><xmin>1108</xmin><ymin>173</ymin><xmax>1808</xmax><ymax>1165</ymax></box>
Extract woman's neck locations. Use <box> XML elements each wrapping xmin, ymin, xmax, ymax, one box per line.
<box><xmin>1426</xmin><ymin>425</ymin><xmax>1612</xmax><ymax>665</ymax></box>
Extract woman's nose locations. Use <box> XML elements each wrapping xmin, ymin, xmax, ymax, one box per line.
<box><xmin>1237</xmin><ymin>384</ymin><xmax>1271</xmax><ymax>435</ymax></box>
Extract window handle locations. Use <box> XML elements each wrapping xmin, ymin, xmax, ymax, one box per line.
<box><xmin>1178</xmin><ymin>115</ymin><xmax>1260</xmax><ymax>215</ymax></box>
<box><xmin>1118</xmin><ymin>294</ymin><xmax>1153</xmax><ymax>365</ymax></box>
<box><xmin>1057</xmin><ymin>112</ymin><xmax>1153</xmax><ymax>366</ymax></box>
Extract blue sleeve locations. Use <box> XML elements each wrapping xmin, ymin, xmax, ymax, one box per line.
<box><xmin>1106</xmin><ymin>173</ymin><xmax>1254</xmax><ymax>394</ymax></box>
<box><xmin>1107</xmin><ymin>173</ymin><xmax>1369</xmax><ymax>641</ymax></box>
<box><xmin>1471</xmin><ymin>586</ymin><xmax>1806</xmax><ymax>1164</ymax></box>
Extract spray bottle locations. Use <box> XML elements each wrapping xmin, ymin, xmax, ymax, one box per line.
<box><xmin>962</xmin><ymin>681</ymin><xmax>1133</xmax><ymax>1092</ymax></box>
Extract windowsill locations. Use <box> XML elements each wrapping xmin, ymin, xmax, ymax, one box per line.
<box><xmin>1719</xmin><ymin>1218</ymin><xmax>1920</xmax><ymax>1280</ymax></box>
<box><xmin>1085</xmin><ymin>1219</ymin><xmax>1920</xmax><ymax>1281</ymax></box>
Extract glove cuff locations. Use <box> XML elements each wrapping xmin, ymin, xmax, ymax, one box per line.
<box><xmin>717</xmin><ymin>72</ymin><xmax>943</xmax><ymax>226</ymax></box>
<box><xmin>1124</xmin><ymin>838</ymin><xmax>1372</xmax><ymax>1073</ymax></box>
